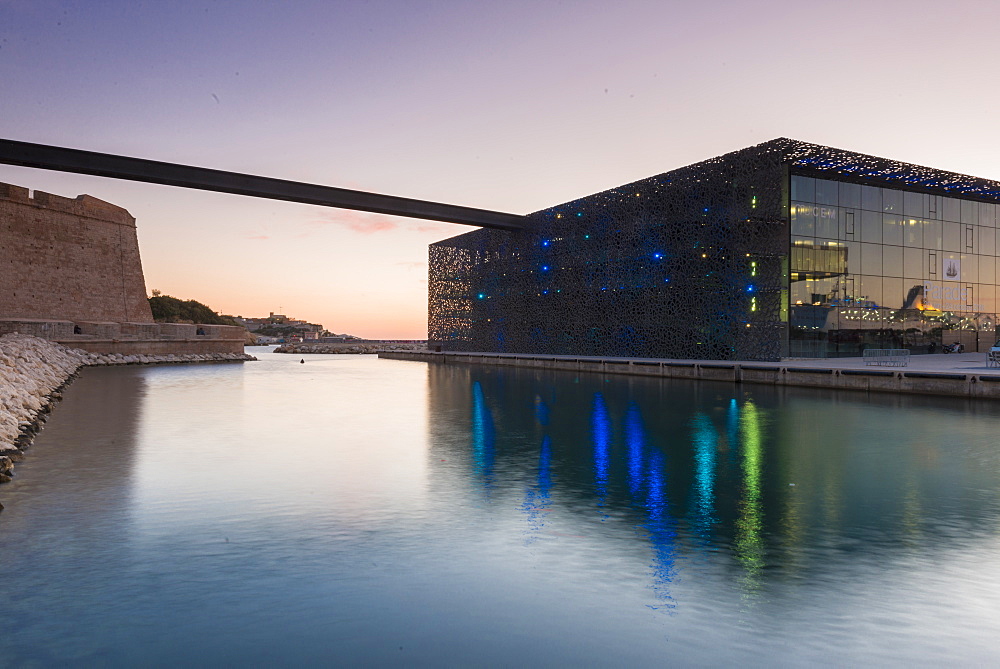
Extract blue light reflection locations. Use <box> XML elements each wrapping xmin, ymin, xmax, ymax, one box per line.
<box><xmin>689</xmin><ymin>413</ymin><xmax>718</xmax><ymax>540</ymax></box>
<box><xmin>471</xmin><ymin>382</ymin><xmax>495</xmax><ymax>483</ymax></box>
<box><xmin>625</xmin><ymin>403</ymin><xmax>644</xmax><ymax>498</ymax></box>
<box><xmin>591</xmin><ymin>393</ymin><xmax>611</xmax><ymax>499</ymax></box>
<box><xmin>644</xmin><ymin>451</ymin><xmax>677</xmax><ymax>610</ymax></box>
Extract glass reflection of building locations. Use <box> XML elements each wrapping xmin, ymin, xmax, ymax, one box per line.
<box><xmin>429</xmin><ymin>139</ymin><xmax>1000</xmax><ymax>359</ymax></box>
<box><xmin>790</xmin><ymin>176</ymin><xmax>998</xmax><ymax>356</ymax></box>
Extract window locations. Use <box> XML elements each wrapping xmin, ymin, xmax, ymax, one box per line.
<box><xmin>861</xmin><ymin>210</ymin><xmax>882</xmax><ymax>243</ymax></box>
<box><xmin>903</xmin><ymin>247</ymin><xmax>923</xmax><ymax>279</ymax></box>
<box><xmin>839</xmin><ymin>182</ymin><xmax>861</xmax><ymax>209</ymax></box>
<box><xmin>791</xmin><ymin>176</ymin><xmax>815</xmax><ymax>202</ymax></box>
<box><xmin>861</xmin><ymin>243</ymin><xmax>882</xmax><ymax>275</ymax></box>
<box><xmin>923</xmin><ymin>219</ymin><xmax>942</xmax><ymax>250</ymax></box>
<box><xmin>844</xmin><ymin>210</ymin><xmax>856</xmax><ymax>237</ymax></box>
<box><xmin>980</xmin><ymin>203</ymin><xmax>997</xmax><ymax>228</ymax></box>
<box><xmin>791</xmin><ymin>203</ymin><xmax>815</xmax><ymax>236</ymax></box>
<box><xmin>942</xmin><ymin>197</ymin><xmax>961</xmax><ymax>222</ymax></box>
<box><xmin>903</xmin><ymin>191</ymin><xmax>924</xmax><ymax>217</ymax></box>
<box><xmin>882</xmin><ymin>245</ymin><xmax>903</xmax><ymax>277</ymax></box>
<box><xmin>883</xmin><ymin>214</ymin><xmax>903</xmax><ymax>246</ymax></box>
<box><xmin>958</xmin><ymin>254</ymin><xmax>977</xmax><ymax>282</ymax></box>
<box><xmin>816</xmin><ymin>205</ymin><xmax>838</xmax><ymax>239</ymax></box>
<box><xmin>902</xmin><ymin>218</ymin><xmax>922</xmax><ymax>247</ymax></box>
<box><xmin>882</xmin><ymin>188</ymin><xmax>903</xmax><ymax>213</ymax></box>
<box><xmin>961</xmin><ymin>200</ymin><xmax>977</xmax><ymax>224</ymax></box>
<box><xmin>980</xmin><ymin>227</ymin><xmax>996</xmax><ymax>256</ymax></box>
<box><xmin>942</xmin><ymin>221</ymin><xmax>961</xmax><ymax>252</ymax></box>
<box><xmin>815</xmin><ymin>179</ymin><xmax>838</xmax><ymax>206</ymax></box>
<box><xmin>861</xmin><ymin>185</ymin><xmax>881</xmax><ymax>212</ymax></box>
<box><xmin>980</xmin><ymin>256</ymin><xmax>996</xmax><ymax>284</ymax></box>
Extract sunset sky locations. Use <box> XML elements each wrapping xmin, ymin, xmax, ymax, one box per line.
<box><xmin>2</xmin><ymin>0</ymin><xmax>999</xmax><ymax>338</ymax></box>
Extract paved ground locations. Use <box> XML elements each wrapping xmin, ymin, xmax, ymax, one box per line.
<box><xmin>777</xmin><ymin>352</ymin><xmax>999</xmax><ymax>374</ymax></box>
<box><xmin>416</xmin><ymin>349</ymin><xmax>1000</xmax><ymax>375</ymax></box>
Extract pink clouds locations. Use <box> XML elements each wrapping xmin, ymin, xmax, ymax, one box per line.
<box><xmin>307</xmin><ymin>210</ymin><xmax>399</xmax><ymax>234</ymax></box>
<box><xmin>305</xmin><ymin>210</ymin><xmax>452</xmax><ymax>235</ymax></box>
<box><xmin>413</xmin><ymin>223</ymin><xmax>451</xmax><ymax>234</ymax></box>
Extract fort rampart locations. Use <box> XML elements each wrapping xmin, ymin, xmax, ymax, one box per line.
<box><xmin>0</xmin><ymin>182</ymin><xmax>244</xmax><ymax>354</ymax></box>
<box><xmin>0</xmin><ymin>181</ymin><xmax>153</xmax><ymax>323</ymax></box>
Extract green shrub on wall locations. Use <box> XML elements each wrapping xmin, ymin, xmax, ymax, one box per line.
<box><xmin>148</xmin><ymin>294</ymin><xmax>238</xmax><ymax>326</ymax></box>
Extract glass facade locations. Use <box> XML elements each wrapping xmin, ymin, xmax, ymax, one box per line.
<box><xmin>789</xmin><ymin>175</ymin><xmax>999</xmax><ymax>356</ymax></box>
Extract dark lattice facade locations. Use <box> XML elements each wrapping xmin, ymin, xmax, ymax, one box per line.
<box><xmin>429</xmin><ymin>139</ymin><xmax>1000</xmax><ymax>360</ymax></box>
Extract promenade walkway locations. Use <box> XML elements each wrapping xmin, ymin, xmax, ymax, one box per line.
<box><xmin>780</xmin><ymin>352</ymin><xmax>993</xmax><ymax>374</ymax></box>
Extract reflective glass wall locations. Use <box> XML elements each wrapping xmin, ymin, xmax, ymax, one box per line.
<box><xmin>789</xmin><ymin>175</ymin><xmax>999</xmax><ymax>357</ymax></box>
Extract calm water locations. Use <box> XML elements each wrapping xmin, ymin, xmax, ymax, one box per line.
<box><xmin>2</xmin><ymin>348</ymin><xmax>1000</xmax><ymax>666</ymax></box>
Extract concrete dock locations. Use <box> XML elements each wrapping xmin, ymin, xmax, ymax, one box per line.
<box><xmin>378</xmin><ymin>350</ymin><xmax>1000</xmax><ymax>400</ymax></box>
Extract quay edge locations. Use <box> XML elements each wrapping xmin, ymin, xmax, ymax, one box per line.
<box><xmin>377</xmin><ymin>350</ymin><xmax>1000</xmax><ymax>401</ymax></box>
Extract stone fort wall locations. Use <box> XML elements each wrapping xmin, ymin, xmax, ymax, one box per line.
<box><xmin>0</xmin><ymin>181</ymin><xmax>153</xmax><ymax>323</ymax></box>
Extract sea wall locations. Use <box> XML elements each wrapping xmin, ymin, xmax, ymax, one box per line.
<box><xmin>0</xmin><ymin>181</ymin><xmax>153</xmax><ymax>323</ymax></box>
<box><xmin>0</xmin><ymin>319</ymin><xmax>248</xmax><ymax>355</ymax></box>
<box><xmin>0</xmin><ymin>333</ymin><xmax>254</xmax><ymax>492</ymax></box>
<box><xmin>379</xmin><ymin>350</ymin><xmax>1000</xmax><ymax>400</ymax></box>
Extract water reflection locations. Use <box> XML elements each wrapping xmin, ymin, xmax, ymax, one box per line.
<box><xmin>625</xmin><ymin>403</ymin><xmax>645</xmax><ymax>498</ymax></box>
<box><xmin>0</xmin><ymin>366</ymin><xmax>146</xmax><ymax>664</ymax></box>
<box><xmin>689</xmin><ymin>413</ymin><xmax>718</xmax><ymax>541</ymax></box>
<box><xmin>591</xmin><ymin>393</ymin><xmax>611</xmax><ymax>496</ymax></box>
<box><xmin>735</xmin><ymin>400</ymin><xmax>765</xmax><ymax>600</ymax></box>
<box><xmin>522</xmin><ymin>436</ymin><xmax>552</xmax><ymax>543</ymax></box>
<box><xmin>3</xmin><ymin>356</ymin><xmax>1000</xmax><ymax>665</ymax></box>
<box><xmin>470</xmin><ymin>381</ymin><xmax>495</xmax><ymax>485</ymax></box>
<box><xmin>643</xmin><ymin>450</ymin><xmax>677</xmax><ymax>610</ymax></box>
<box><xmin>429</xmin><ymin>363</ymin><xmax>1000</xmax><ymax>614</ymax></box>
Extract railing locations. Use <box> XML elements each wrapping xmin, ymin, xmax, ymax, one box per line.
<box><xmin>863</xmin><ymin>349</ymin><xmax>910</xmax><ymax>367</ymax></box>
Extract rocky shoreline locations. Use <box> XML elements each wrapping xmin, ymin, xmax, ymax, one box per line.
<box><xmin>0</xmin><ymin>333</ymin><xmax>256</xmax><ymax>498</ymax></box>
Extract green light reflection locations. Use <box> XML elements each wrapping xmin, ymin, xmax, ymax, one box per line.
<box><xmin>735</xmin><ymin>400</ymin><xmax>765</xmax><ymax>600</ymax></box>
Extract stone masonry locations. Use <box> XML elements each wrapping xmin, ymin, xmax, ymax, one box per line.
<box><xmin>0</xmin><ymin>181</ymin><xmax>245</xmax><ymax>355</ymax></box>
<box><xmin>0</xmin><ymin>181</ymin><xmax>153</xmax><ymax>323</ymax></box>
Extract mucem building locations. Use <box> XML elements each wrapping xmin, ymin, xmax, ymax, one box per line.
<box><xmin>428</xmin><ymin>138</ymin><xmax>1000</xmax><ymax>360</ymax></box>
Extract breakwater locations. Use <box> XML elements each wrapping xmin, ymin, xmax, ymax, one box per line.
<box><xmin>0</xmin><ymin>333</ymin><xmax>255</xmax><ymax>492</ymax></box>
<box><xmin>275</xmin><ymin>342</ymin><xmax>426</xmax><ymax>354</ymax></box>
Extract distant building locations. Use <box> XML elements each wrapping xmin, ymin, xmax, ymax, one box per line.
<box><xmin>236</xmin><ymin>313</ymin><xmax>324</xmax><ymax>333</ymax></box>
